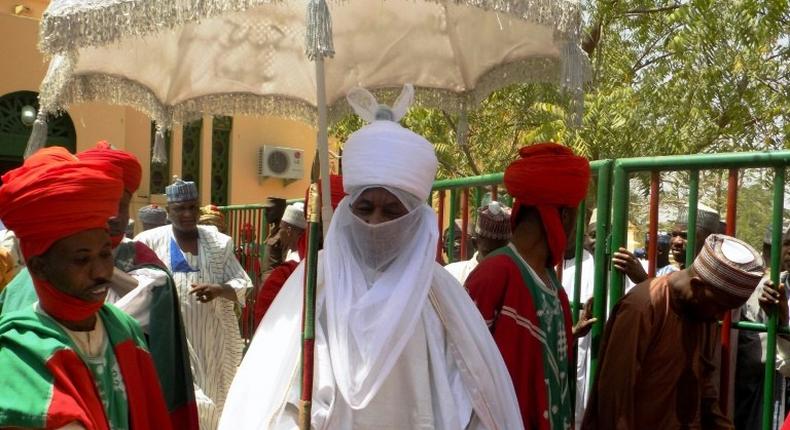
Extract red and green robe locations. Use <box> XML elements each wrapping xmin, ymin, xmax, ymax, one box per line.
<box><xmin>0</xmin><ymin>241</ymin><xmax>198</xmax><ymax>430</ymax></box>
<box><xmin>465</xmin><ymin>244</ymin><xmax>575</xmax><ymax>430</ymax></box>
<box><xmin>0</xmin><ymin>304</ymin><xmax>171</xmax><ymax>429</ymax></box>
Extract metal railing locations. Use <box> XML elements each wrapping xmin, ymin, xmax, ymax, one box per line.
<box><xmin>609</xmin><ymin>150</ymin><xmax>790</xmax><ymax>429</ymax></box>
<box><xmin>223</xmin><ymin>150</ymin><xmax>790</xmax><ymax>427</ymax></box>
<box><xmin>218</xmin><ymin>204</ymin><xmax>268</xmax><ymax>340</ymax></box>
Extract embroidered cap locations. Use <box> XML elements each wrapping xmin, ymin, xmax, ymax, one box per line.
<box><xmin>476</xmin><ymin>201</ymin><xmax>511</xmax><ymax>240</ymax></box>
<box><xmin>692</xmin><ymin>234</ymin><xmax>764</xmax><ymax>300</ymax></box>
<box><xmin>138</xmin><ymin>204</ymin><xmax>167</xmax><ymax>225</ymax></box>
<box><xmin>166</xmin><ymin>178</ymin><xmax>198</xmax><ymax>203</ymax></box>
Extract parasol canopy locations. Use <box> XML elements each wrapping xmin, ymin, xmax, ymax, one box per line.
<box><xmin>34</xmin><ymin>0</ymin><xmax>587</xmax><ymax>134</ymax></box>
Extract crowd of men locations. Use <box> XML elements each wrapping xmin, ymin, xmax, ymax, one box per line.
<box><xmin>0</xmin><ymin>95</ymin><xmax>786</xmax><ymax>430</ymax></box>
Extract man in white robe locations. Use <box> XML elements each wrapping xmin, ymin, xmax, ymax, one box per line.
<box><xmin>219</xmin><ymin>85</ymin><xmax>522</xmax><ymax>430</ymax></box>
<box><xmin>135</xmin><ymin>178</ymin><xmax>251</xmax><ymax>430</ymax></box>
<box><xmin>560</xmin><ymin>240</ymin><xmax>596</xmax><ymax>424</ymax></box>
<box><xmin>445</xmin><ymin>201</ymin><xmax>511</xmax><ymax>285</ymax></box>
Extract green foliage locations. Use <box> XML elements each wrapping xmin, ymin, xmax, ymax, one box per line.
<box><xmin>330</xmin><ymin>0</ymin><xmax>789</xmax><ymax>177</ymax></box>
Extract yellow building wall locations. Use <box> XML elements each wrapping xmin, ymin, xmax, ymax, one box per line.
<box><xmin>1</xmin><ymin>5</ymin><xmax>329</xmax><ymax>232</ymax></box>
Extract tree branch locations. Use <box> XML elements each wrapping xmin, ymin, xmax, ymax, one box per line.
<box><xmin>624</xmin><ymin>5</ymin><xmax>682</xmax><ymax>16</ymax></box>
<box><xmin>632</xmin><ymin>53</ymin><xmax>673</xmax><ymax>74</ymax></box>
<box><xmin>441</xmin><ymin>110</ymin><xmax>481</xmax><ymax>176</ymax></box>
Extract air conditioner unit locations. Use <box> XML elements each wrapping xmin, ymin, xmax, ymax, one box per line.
<box><xmin>257</xmin><ymin>146</ymin><xmax>304</xmax><ymax>179</ymax></box>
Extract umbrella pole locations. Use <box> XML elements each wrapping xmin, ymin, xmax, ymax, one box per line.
<box><xmin>299</xmin><ymin>183</ymin><xmax>322</xmax><ymax>429</ymax></box>
<box><xmin>316</xmin><ymin>57</ymin><xmax>334</xmax><ymax>237</ymax></box>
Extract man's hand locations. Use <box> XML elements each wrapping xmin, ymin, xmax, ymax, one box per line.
<box><xmin>612</xmin><ymin>247</ymin><xmax>648</xmax><ymax>285</ymax></box>
<box><xmin>573</xmin><ymin>298</ymin><xmax>598</xmax><ymax>339</ymax></box>
<box><xmin>759</xmin><ymin>280</ymin><xmax>789</xmax><ymax>326</ymax></box>
<box><xmin>190</xmin><ymin>283</ymin><xmax>236</xmax><ymax>303</ymax></box>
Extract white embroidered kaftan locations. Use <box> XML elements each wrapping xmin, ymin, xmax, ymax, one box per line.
<box><xmin>135</xmin><ymin>225</ymin><xmax>251</xmax><ymax>429</ymax></box>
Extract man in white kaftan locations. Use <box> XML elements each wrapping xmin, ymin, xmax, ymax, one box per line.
<box><xmin>136</xmin><ymin>179</ymin><xmax>251</xmax><ymax>430</ymax></box>
<box><xmin>560</xmin><ymin>245</ymin><xmax>595</xmax><ymax>425</ymax></box>
<box><xmin>445</xmin><ymin>201</ymin><xmax>511</xmax><ymax>285</ymax></box>
<box><xmin>219</xmin><ymin>85</ymin><xmax>522</xmax><ymax>430</ymax></box>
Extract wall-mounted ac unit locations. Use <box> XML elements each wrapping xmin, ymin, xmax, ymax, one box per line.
<box><xmin>257</xmin><ymin>146</ymin><xmax>304</xmax><ymax>179</ymax></box>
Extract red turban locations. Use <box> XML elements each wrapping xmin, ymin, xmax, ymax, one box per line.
<box><xmin>0</xmin><ymin>153</ymin><xmax>124</xmax><ymax>321</ymax></box>
<box><xmin>504</xmin><ymin>142</ymin><xmax>590</xmax><ymax>266</ymax></box>
<box><xmin>78</xmin><ymin>140</ymin><xmax>142</xmax><ymax>194</ymax></box>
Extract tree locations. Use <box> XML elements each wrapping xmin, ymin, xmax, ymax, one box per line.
<box><xmin>331</xmin><ymin>0</ymin><xmax>789</xmax><ymax>178</ymax></box>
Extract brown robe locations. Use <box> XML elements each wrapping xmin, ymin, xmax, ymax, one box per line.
<box><xmin>582</xmin><ymin>276</ymin><xmax>733</xmax><ymax>430</ymax></box>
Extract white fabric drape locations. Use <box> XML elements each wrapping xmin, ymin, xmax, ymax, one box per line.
<box><xmin>323</xmin><ymin>193</ymin><xmax>439</xmax><ymax>408</ymax></box>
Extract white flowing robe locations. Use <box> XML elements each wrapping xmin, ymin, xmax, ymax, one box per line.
<box><xmin>219</xmin><ymin>253</ymin><xmax>523</xmax><ymax>430</ymax></box>
<box><xmin>135</xmin><ymin>225</ymin><xmax>251</xmax><ymax>429</ymax></box>
<box><xmin>444</xmin><ymin>252</ymin><xmax>480</xmax><ymax>286</ymax></box>
<box><xmin>560</xmin><ymin>249</ymin><xmax>595</xmax><ymax>425</ymax></box>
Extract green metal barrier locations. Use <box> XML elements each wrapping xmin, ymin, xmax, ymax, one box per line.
<box><xmin>225</xmin><ymin>149</ymin><xmax>788</xmax><ymax>427</ymax></box>
<box><xmin>217</xmin><ymin>204</ymin><xmax>268</xmax><ymax>341</ymax></box>
<box><xmin>608</xmin><ymin>150</ymin><xmax>790</xmax><ymax>430</ymax></box>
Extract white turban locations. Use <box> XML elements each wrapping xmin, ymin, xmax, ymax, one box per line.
<box><xmin>342</xmin><ymin>87</ymin><xmax>438</xmax><ymax>202</ymax></box>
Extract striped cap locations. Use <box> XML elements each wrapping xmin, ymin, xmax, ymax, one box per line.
<box><xmin>692</xmin><ymin>234</ymin><xmax>764</xmax><ymax>300</ymax></box>
<box><xmin>166</xmin><ymin>178</ymin><xmax>198</xmax><ymax>203</ymax></box>
<box><xmin>476</xmin><ymin>201</ymin><xmax>512</xmax><ymax>240</ymax></box>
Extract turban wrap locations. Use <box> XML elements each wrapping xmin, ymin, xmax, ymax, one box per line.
<box><xmin>0</xmin><ymin>151</ymin><xmax>124</xmax><ymax>322</ymax></box>
<box><xmin>78</xmin><ymin>140</ymin><xmax>142</xmax><ymax>194</ymax></box>
<box><xmin>504</xmin><ymin>142</ymin><xmax>590</xmax><ymax>266</ymax></box>
<box><xmin>199</xmin><ymin>204</ymin><xmax>226</xmax><ymax>232</ymax></box>
<box><xmin>343</xmin><ymin>121</ymin><xmax>438</xmax><ymax>202</ymax></box>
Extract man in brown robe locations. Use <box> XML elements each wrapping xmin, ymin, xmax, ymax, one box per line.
<box><xmin>583</xmin><ymin>234</ymin><xmax>766</xmax><ymax>430</ymax></box>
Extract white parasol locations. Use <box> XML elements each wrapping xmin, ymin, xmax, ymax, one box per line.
<box><xmin>29</xmin><ymin>0</ymin><xmax>587</xmax><ymax>229</ymax></box>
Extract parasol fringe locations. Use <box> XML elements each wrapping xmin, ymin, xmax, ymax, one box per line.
<box><xmin>560</xmin><ymin>40</ymin><xmax>590</xmax><ymax>128</ymax></box>
<box><xmin>24</xmin><ymin>111</ymin><xmax>49</xmax><ymax>159</ymax></box>
<box><xmin>305</xmin><ymin>0</ymin><xmax>335</xmax><ymax>61</ymax></box>
<box><xmin>40</xmin><ymin>0</ymin><xmax>582</xmax><ymax>56</ymax></box>
<box><xmin>152</xmin><ymin>126</ymin><xmax>168</xmax><ymax>164</ymax></box>
<box><xmin>48</xmin><ymin>57</ymin><xmax>574</xmax><ymax>129</ymax></box>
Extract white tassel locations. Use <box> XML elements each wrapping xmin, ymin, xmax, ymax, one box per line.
<box><xmin>151</xmin><ymin>127</ymin><xmax>167</xmax><ymax>164</ymax></box>
<box><xmin>456</xmin><ymin>108</ymin><xmax>469</xmax><ymax>147</ymax></box>
<box><xmin>305</xmin><ymin>0</ymin><xmax>335</xmax><ymax>61</ymax></box>
<box><xmin>24</xmin><ymin>111</ymin><xmax>49</xmax><ymax>159</ymax></box>
<box><xmin>560</xmin><ymin>40</ymin><xmax>590</xmax><ymax>128</ymax></box>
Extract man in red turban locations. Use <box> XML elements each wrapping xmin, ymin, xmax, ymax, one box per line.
<box><xmin>0</xmin><ymin>149</ymin><xmax>172</xmax><ymax>429</ymax></box>
<box><xmin>1</xmin><ymin>143</ymin><xmax>199</xmax><ymax>430</ymax></box>
<box><xmin>466</xmin><ymin>142</ymin><xmax>595</xmax><ymax>429</ymax></box>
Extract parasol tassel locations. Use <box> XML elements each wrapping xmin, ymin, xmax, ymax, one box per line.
<box><xmin>151</xmin><ymin>126</ymin><xmax>167</xmax><ymax>164</ymax></box>
<box><xmin>560</xmin><ymin>40</ymin><xmax>590</xmax><ymax>128</ymax></box>
<box><xmin>305</xmin><ymin>0</ymin><xmax>335</xmax><ymax>61</ymax></box>
<box><xmin>456</xmin><ymin>107</ymin><xmax>469</xmax><ymax>147</ymax></box>
<box><xmin>24</xmin><ymin>111</ymin><xmax>49</xmax><ymax>159</ymax></box>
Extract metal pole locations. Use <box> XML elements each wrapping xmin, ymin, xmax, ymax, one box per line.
<box><xmin>609</xmin><ymin>161</ymin><xmax>628</xmax><ymax>310</ymax></box>
<box><xmin>685</xmin><ymin>170</ymin><xmax>699</xmax><ymax>269</ymax></box>
<box><xmin>299</xmin><ymin>184</ymin><xmax>321</xmax><ymax>429</ymax></box>
<box><xmin>590</xmin><ymin>160</ymin><xmax>613</xmax><ymax>384</ymax></box>
<box><xmin>647</xmin><ymin>171</ymin><xmax>660</xmax><ymax>277</ymax></box>
<box><xmin>447</xmin><ymin>189</ymin><xmax>459</xmax><ymax>264</ymax></box>
<box><xmin>315</xmin><ymin>57</ymin><xmax>333</xmax><ymax>238</ymax></box>
<box><xmin>572</xmin><ymin>199</ymin><xmax>586</xmax><ymax>323</ymax></box>
<box><xmin>461</xmin><ymin>189</ymin><xmax>470</xmax><ymax>260</ymax></box>
<box><xmin>437</xmin><ymin>190</ymin><xmax>446</xmax><ymax>263</ymax></box>
<box><xmin>762</xmin><ymin>167</ymin><xmax>785</xmax><ymax>430</ymax></box>
<box><xmin>720</xmin><ymin>168</ymin><xmax>739</xmax><ymax>414</ymax></box>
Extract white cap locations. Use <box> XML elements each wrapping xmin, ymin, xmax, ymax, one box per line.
<box><xmin>282</xmin><ymin>204</ymin><xmax>307</xmax><ymax>229</ymax></box>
